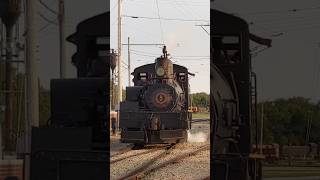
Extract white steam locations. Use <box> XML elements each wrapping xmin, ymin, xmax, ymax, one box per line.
<box><xmin>187</xmin><ymin>130</ymin><xmax>209</xmax><ymax>143</ymax></box>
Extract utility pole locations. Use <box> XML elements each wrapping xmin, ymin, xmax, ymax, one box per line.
<box><xmin>4</xmin><ymin>20</ymin><xmax>14</xmax><ymax>152</ymax></box>
<box><xmin>117</xmin><ymin>0</ymin><xmax>122</xmax><ymax>133</ymax></box>
<box><xmin>121</xmin><ymin>42</ymin><xmax>166</xmax><ymax>86</ymax></box>
<box><xmin>0</xmin><ymin>0</ymin><xmax>22</xmax><ymax>152</ymax></box>
<box><xmin>110</xmin><ymin>49</ymin><xmax>117</xmax><ymax>110</ymax></box>
<box><xmin>127</xmin><ymin>37</ymin><xmax>131</xmax><ymax>86</ymax></box>
<box><xmin>260</xmin><ymin>103</ymin><xmax>264</xmax><ymax>154</ymax></box>
<box><xmin>305</xmin><ymin>111</ymin><xmax>312</xmax><ymax>146</ymax></box>
<box><xmin>59</xmin><ymin>0</ymin><xmax>66</xmax><ymax>78</ymax></box>
<box><xmin>25</xmin><ymin>0</ymin><xmax>39</xmax><ymax>179</ymax></box>
<box><xmin>308</xmin><ymin>114</ymin><xmax>313</xmax><ymax>143</ymax></box>
<box><xmin>117</xmin><ymin>0</ymin><xmax>122</xmax><ymax>103</ymax></box>
<box><xmin>304</xmin><ymin>111</ymin><xmax>310</xmax><ymax>159</ymax></box>
<box><xmin>0</xmin><ymin>19</ymin><xmax>3</xmax><ymax>158</ymax></box>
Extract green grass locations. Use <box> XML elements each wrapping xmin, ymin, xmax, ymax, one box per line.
<box><xmin>263</xmin><ymin>166</ymin><xmax>320</xmax><ymax>178</ymax></box>
<box><xmin>192</xmin><ymin>112</ymin><xmax>210</xmax><ymax>119</ymax></box>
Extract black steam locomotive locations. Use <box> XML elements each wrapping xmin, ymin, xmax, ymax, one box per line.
<box><xmin>211</xmin><ymin>8</ymin><xmax>271</xmax><ymax>180</ymax></box>
<box><xmin>120</xmin><ymin>46</ymin><xmax>192</xmax><ymax>145</ymax></box>
<box><xmin>30</xmin><ymin>12</ymin><xmax>110</xmax><ymax>180</ymax></box>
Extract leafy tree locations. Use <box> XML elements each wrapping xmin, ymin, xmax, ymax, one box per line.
<box><xmin>191</xmin><ymin>92</ymin><xmax>209</xmax><ymax>108</ymax></box>
<box><xmin>259</xmin><ymin>97</ymin><xmax>320</xmax><ymax>145</ymax></box>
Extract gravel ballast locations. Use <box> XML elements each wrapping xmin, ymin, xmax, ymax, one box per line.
<box><xmin>110</xmin><ymin>142</ymin><xmax>209</xmax><ymax>180</ymax></box>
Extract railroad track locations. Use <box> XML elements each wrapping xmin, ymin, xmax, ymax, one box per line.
<box><xmin>191</xmin><ymin>118</ymin><xmax>210</xmax><ymax>123</ymax></box>
<box><xmin>116</xmin><ymin>144</ymin><xmax>209</xmax><ymax>180</ymax></box>
<box><xmin>111</xmin><ymin>146</ymin><xmax>165</xmax><ymax>164</ymax></box>
<box><xmin>111</xmin><ymin>144</ymin><xmax>135</xmax><ymax>158</ymax></box>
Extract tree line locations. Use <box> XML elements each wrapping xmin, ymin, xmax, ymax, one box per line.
<box><xmin>190</xmin><ymin>92</ymin><xmax>209</xmax><ymax>108</ymax></box>
<box><xmin>259</xmin><ymin>97</ymin><xmax>320</xmax><ymax>145</ymax></box>
<box><xmin>12</xmin><ymin>78</ymin><xmax>320</xmax><ymax>146</ymax></box>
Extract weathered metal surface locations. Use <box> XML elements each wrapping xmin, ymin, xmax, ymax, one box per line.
<box><xmin>211</xmin><ymin>8</ymin><xmax>271</xmax><ymax>180</ymax></box>
<box><xmin>120</xmin><ymin>48</ymin><xmax>191</xmax><ymax>144</ymax></box>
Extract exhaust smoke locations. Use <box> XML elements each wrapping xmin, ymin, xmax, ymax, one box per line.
<box><xmin>187</xmin><ymin>130</ymin><xmax>209</xmax><ymax>143</ymax></box>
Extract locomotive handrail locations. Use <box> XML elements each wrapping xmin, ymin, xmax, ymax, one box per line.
<box><xmin>249</xmin><ymin>33</ymin><xmax>272</xmax><ymax>47</ymax></box>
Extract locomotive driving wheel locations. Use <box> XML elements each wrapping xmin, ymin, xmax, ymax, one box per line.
<box><xmin>177</xmin><ymin>130</ymin><xmax>188</xmax><ymax>143</ymax></box>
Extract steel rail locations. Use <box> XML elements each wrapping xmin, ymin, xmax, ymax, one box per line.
<box><xmin>117</xmin><ymin>144</ymin><xmax>176</xmax><ymax>180</ymax></box>
<box><xmin>111</xmin><ymin>144</ymin><xmax>135</xmax><ymax>158</ymax></box>
<box><xmin>136</xmin><ymin>144</ymin><xmax>210</xmax><ymax>179</ymax></box>
<box><xmin>111</xmin><ymin>147</ymin><xmax>164</xmax><ymax>164</ymax></box>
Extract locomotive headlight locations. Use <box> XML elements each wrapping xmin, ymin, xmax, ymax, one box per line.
<box><xmin>156</xmin><ymin>67</ymin><xmax>165</xmax><ymax>76</ymax></box>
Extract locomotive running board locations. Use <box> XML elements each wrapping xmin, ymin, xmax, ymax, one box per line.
<box><xmin>159</xmin><ymin>130</ymin><xmax>184</xmax><ymax>139</ymax></box>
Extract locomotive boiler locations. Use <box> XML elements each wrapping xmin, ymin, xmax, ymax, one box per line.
<box><xmin>120</xmin><ymin>46</ymin><xmax>192</xmax><ymax>145</ymax></box>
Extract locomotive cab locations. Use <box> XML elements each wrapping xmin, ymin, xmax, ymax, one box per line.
<box><xmin>211</xmin><ymin>9</ymin><xmax>272</xmax><ymax>180</ymax></box>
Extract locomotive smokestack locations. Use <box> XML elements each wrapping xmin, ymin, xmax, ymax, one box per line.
<box><xmin>155</xmin><ymin>47</ymin><xmax>173</xmax><ymax>79</ymax></box>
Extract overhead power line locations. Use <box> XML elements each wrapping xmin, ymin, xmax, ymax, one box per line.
<box><xmin>248</xmin><ymin>13</ymin><xmax>320</xmax><ymax>36</ymax></box>
<box><xmin>250</xmin><ymin>16</ymin><xmax>320</xmax><ymax>29</ymax></box>
<box><xmin>195</xmin><ymin>25</ymin><xmax>209</xmax><ymax>35</ymax></box>
<box><xmin>130</xmin><ymin>49</ymin><xmax>160</xmax><ymax>56</ymax></box>
<box><xmin>249</xmin><ymin>13</ymin><xmax>320</xmax><ymax>24</ymax></box>
<box><xmin>172</xmin><ymin>55</ymin><xmax>209</xmax><ymax>58</ymax></box>
<box><xmin>130</xmin><ymin>49</ymin><xmax>209</xmax><ymax>58</ymax></box>
<box><xmin>122</xmin><ymin>43</ymin><xmax>165</xmax><ymax>46</ymax></box>
<box><xmin>38</xmin><ymin>23</ymin><xmax>53</xmax><ymax>32</ymax></box>
<box><xmin>237</xmin><ymin>6</ymin><xmax>320</xmax><ymax>15</ymax></box>
<box><xmin>131</xmin><ymin>51</ymin><xmax>209</xmax><ymax>61</ymax></box>
<box><xmin>39</xmin><ymin>0</ymin><xmax>58</xmax><ymax>15</ymax></box>
<box><xmin>155</xmin><ymin>0</ymin><xmax>164</xmax><ymax>44</ymax></box>
<box><xmin>123</xmin><ymin>15</ymin><xmax>209</xmax><ymax>22</ymax></box>
<box><xmin>38</xmin><ymin>12</ymin><xmax>58</xmax><ymax>25</ymax></box>
<box><xmin>131</xmin><ymin>51</ymin><xmax>156</xmax><ymax>58</ymax></box>
<box><xmin>251</xmin><ymin>20</ymin><xmax>320</xmax><ymax>35</ymax></box>
<box><xmin>121</xmin><ymin>60</ymin><xmax>128</xmax><ymax>66</ymax></box>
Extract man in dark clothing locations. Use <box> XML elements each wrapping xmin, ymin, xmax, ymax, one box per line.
<box><xmin>111</xmin><ymin>117</ymin><xmax>116</xmax><ymax>136</ymax></box>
